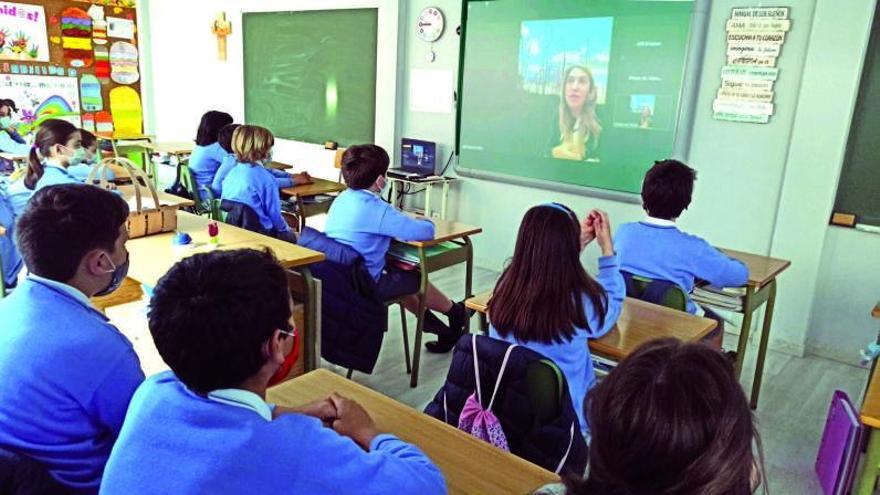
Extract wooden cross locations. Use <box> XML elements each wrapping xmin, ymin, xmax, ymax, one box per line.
<box><xmin>211</xmin><ymin>12</ymin><xmax>232</xmax><ymax>61</ymax></box>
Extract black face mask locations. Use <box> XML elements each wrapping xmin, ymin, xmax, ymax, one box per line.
<box><xmin>94</xmin><ymin>252</ymin><xmax>130</xmax><ymax>297</ymax></box>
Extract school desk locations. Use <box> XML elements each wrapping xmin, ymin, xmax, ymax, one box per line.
<box><xmin>717</xmin><ymin>248</ymin><xmax>790</xmax><ymax>409</ymax></box>
<box><xmin>386</xmin><ymin>176</ymin><xmax>458</xmax><ymax>220</ymax></box>
<box><xmin>267</xmin><ymin>369</ymin><xmax>558</xmax><ymax>494</ymax></box>
<box><xmin>98</xmin><ymin>133</ymin><xmax>156</xmax><ymax>183</ymax></box>
<box><xmin>280</xmin><ymin>177</ymin><xmax>347</xmax><ymax>231</ymax></box>
<box><xmin>465</xmin><ymin>293</ymin><xmax>717</xmax><ymax>361</ymax></box>
<box><xmin>116</xmin><ymin>184</ymin><xmax>195</xmax><ymax>209</ymax></box>
<box><xmin>396</xmin><ymin>219</ymin><xmax>482</xmax><ymax>387</ymax></box>
<box><xmin>124</xmin><ymin>211</ymin><xmax>326</xmax><ymax>371</ymax></box>
<box><xmin>267</xmin><ymin>160</ymin><xmax>293</xmax><ymax>171</ymax></box>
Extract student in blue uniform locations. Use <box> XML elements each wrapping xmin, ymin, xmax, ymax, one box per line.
<box><xmin>0</xmin><ymin>98</ymin><xmax>29</xmax><ymax>155</ymax></box>
<box><xmin>488</xmin><ymin>204</ymin><xmax>624</xmax><ymax>436</ymax></box>
<box><xmin>613</xmin><ymin>159</ymin><xmax>748</xmax><ymax>349</ymax></box>
<box><xmin>100</xmin><ymin>249</ymin><xmax>446</xmax><ymax>495</ymax></box>
<box><xmin>325</xmin><ymin>144</ymin><xmax>470</xmax><ymax>353</ymax></box>
<box><xmin>0</xmin><ymin>181</ymin><xmax>22</xmax><ymax>289</ymax></box>
<box><xmin>69</xmin><ymin>129</ymin><xmax>115</xmax><ymax>182</ymax></box>
<box><xmin>211</xmin><ymin>123</ymin><xmax>311</xmax><ymax>197</ymax></box>
<box><xmin>0</xmin><ymin>184</ymin><xmax>144</xmax><ymax>494</ymax></box>
<box><xmin>220</xmin><ymin>125</ymin><xmax>297</xmax><ymax>242</ymax></box>
<box><xmin>188</xmin><ymin>110</ymin><xmax>233</xmax><ymax>198</ymax></box>
<box><xmin>23</xmin><ymin>119</ymin><xmax>87</xmax><ymax>192</ymax></box>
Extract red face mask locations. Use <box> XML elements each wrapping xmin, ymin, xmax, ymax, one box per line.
<box><xmin>268</xmin><ymin>325</ymin><xmax>300</xmax><ymax>387</ymax></box>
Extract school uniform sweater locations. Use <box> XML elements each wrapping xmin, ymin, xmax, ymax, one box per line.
<box><xmin>100</xmin><ymin>371</ymin><xmax>446</xmax><ymax>495</ymax></box>
<box><xmin>613</xmin><ymin>218</ymin><xmax>749</xmax><ymax>313</ymax></box>
<box><xmin>220</xmin><ymin>162</ymin><xmax>290</xmax><ymax>233</ymax></box>
<box><xmin>0</xmin><ymin>181</ymin><xmax>22</xmax><ymax>286</ymax></box>
<box><xmin>4</xmin><ymin>177</ymin><xmax>31</xmax><ymax>216</ymax></box>
<box><xmin>33</xmin><ymin>163</ymin><xmax>82</xmax><ymax>192</ymax></box>
<box><xmin>211</xmin><ymin>152</ymin><xmax>294</xmax><ymax>197</ymax></box>
<box><xmin>188</xmin><ymin>142</ymin><xmax>226</xmax><ymax>197</ymax></box>
<box><xmin>325</xmin><ymin>189</ymin><xmax>435</xmax><ymax>280</ymax></box>
<box><xmin>489</xmin><ymin>255</ymin><xmax>625</xmax><ymax>434</ymax></box>
<box><xmin>0</xmin><ymin>277</ymin><xmax>144</xmax><ymax>494</ymax></box>
<box><xmin>68</xmin><ymin>163</ymin><xmax>116</xmax><ymax>182</ymax></box>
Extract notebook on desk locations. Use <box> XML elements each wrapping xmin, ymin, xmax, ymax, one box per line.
<box><xmin>387</xmin><ymin>138</ymin><xmax>436</xmax><ymax>180</ymax></box>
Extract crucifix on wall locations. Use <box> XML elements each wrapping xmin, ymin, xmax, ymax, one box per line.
<box><xmin>211</xmin><ymin>12</ymin><xmax>232</xmax><ymax>61</ymax></box>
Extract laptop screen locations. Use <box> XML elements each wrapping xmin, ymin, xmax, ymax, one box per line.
<box><xmin>400</xmin><ymin>138</ymin><xmax>436</xmax><ymax>174</ymax></box>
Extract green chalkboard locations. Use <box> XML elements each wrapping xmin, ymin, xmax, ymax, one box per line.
<box><xmin>833</xmin><ymin>6</ymin><xmax>880</xmax><ymax>227</ymax></box>
<box><xmin>242</xmin><ymin>9</ymin><xmax>378</xmax><ymax>146</ymax></box>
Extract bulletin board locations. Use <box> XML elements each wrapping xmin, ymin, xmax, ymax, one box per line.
<box><xmin>0</xmin><ymin>0</ymin><xmax>142</xmax><ymax>137</ymax></box>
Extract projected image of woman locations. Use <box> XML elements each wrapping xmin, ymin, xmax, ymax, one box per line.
<box><xmin>552</xmin><ymin>65</ymin><xmax>602</xmax><ymax>161</ymax></box>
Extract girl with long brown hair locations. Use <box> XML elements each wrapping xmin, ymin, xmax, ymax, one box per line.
<box><xmin>488</xmin><ymin>203</ymin><xmax>624</xmax><ymax>435</ymax></box>
<box><xmin>552</xmin><ymin>65</ymin><xmax>602</xmax><ymax>161</ymax></box>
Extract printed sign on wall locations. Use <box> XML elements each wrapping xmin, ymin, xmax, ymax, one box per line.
<box><xmin>0</xmin><ymin>2</ymin><xmax>50</xmax><ymax>62</ymax></box>
<box><xmin>0</xmin><ymin>74</ymin><xmax>81</xmax><ymax>132</ymax></box>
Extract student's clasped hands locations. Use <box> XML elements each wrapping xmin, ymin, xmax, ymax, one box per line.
<box><xmin>580</xmin><ymin>209</ymin><xmax>614</xmax><ymax>256</ymax></box>
<box><xmin>274</xmin><ymin>393</ymin><xmax>379</xmax><ymax>451</ymax></box>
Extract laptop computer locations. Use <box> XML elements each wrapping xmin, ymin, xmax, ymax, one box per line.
<box><xmin>388</xmin><ymin>138</ymin><xmax>436</xmax><ymax>180</ymax></box>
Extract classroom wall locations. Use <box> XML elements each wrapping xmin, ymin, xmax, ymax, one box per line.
<box><xmin>397</xmin><ymin>0</ymin><xmax>876</xmax><ymax>361</ymax></box>
<box><xmin>139</xmin><ymin>0</ymin><xmax>400</xmax><ymax>172</ymax></box>
<box><xmin>141</xmin><ymin>0</ymin><xmax>878</xmax><ymax>362</ymax></box>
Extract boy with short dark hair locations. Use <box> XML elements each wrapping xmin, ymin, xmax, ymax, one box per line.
<box><xmin>100</xmin><ymin>249</ymin><xmax>446</xmax><ymax>494</ymax></box>
<box><xmin>614</xmin><ymin>160</ymin><xmax>748</xmax><ymax>347</ymax></box>
<box><xmin>0</xmin><ymin>184</ymin><xmax>143</xmax><ymax>494</ymax></box>
<box><xmin>325</xmin><ymin>144</ymin><xmax>469</xmax><ymax>353</ymax></box>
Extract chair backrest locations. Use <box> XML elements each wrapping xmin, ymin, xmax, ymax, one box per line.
<box><xmin>526</xmin><ymin>359</ymin><xmax>564</xmax><ymax>423</ymax></box>
<box><xmin>334</xmin><ymin>148</ymin><xmax>346</xmax><ymax>183</ymax></box>
<box><xmin>622</xmin><ymin>270</ymin><xmax>688</xmax><ymax>311</ymax></box>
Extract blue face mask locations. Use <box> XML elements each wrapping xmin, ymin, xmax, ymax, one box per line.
<box><xmin>94</xmin><ymin>251</ymin><xmax>130</xmax><ymax>297</ymax></box>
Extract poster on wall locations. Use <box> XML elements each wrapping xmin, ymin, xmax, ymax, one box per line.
<box><xmin>0</xmin><ymin>2</ymin><xmax>50</xmax><ymax>62</ymax></box>
<box><xmin>0</xmin><ymin>74</ymin><xmax>81</xmax><ymax>133</ymax></box>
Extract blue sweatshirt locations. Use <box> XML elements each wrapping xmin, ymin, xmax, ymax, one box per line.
<box><xmin>0</xmin><ymin>277</ymin><xmax>144</xmax><ymax>494</ymax></box>
<box><xmin>0</xmin><ymin>181</ymin><xmax>22</xmax><ymax>286</ymax></box>
<box><xmin>68</xmin><ymin>163</ymin><xmax>116</xmax><ymax>182</ymax></box>
<box><xmin>613</xmin><ymin>219</ymin><xmax>749</xmax><ymax>313</ymax></box>
<box><xmin>100</xmin><ymin>371</ymin><xmax>446</xmax><ymax>495</ymax></box>
<box><xmin>325</xmin><ymin>189</ymin><xmax>435</xmax><ymax>280</ymax></box>
<box><xmin>489</xmin><ymin>255</ymin><xmax>625</xmax><ymax>434</ymax></box>
<box><xmin>211</xmin><ymin>153</ymin><xmax>294</xmax><ymax>197</ymax></box>
<box><xmin>221</xmin><ymin>162</ymin><xmax>290</xmax><ymax>233</ymax></box>
<box><xmin>34</xmin><ymin>163</ymin><xmax>82</xmax><ymax>192</ymax></box>
<box><xmin>188</xmin><ymin>142</ymin><xmax>226</xmax><ymax>198</ymax></box>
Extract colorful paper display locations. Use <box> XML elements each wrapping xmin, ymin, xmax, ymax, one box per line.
<box><xmin>94</xmin><ymin>44</ymin><xmax>109</xmax><ymax>82</ymax></box>
<box><xmin>95</xmin><ymin>109</ymin><xmax>113</xmax><ymax>134</ymax></box>
<box><xmin>88</xmin><ymin>4</ymin><xmax>107</xmax><ymax>45</ymax></box>
<box><xmin>109</xmin><ymin>85</ymin><xmax>141</xmax><ymax>134</ymax></box>
<box><xmin>109</xmin><ymin>41</ymin><xmax>138</xmax><ymax>84</ymax></box>
<box><xmin>81</xmin><ymin>111</ymin><xmax>95</xmax><ymax>132</ymax></box>
<box><xmin>107</xmin><ymin>16</ymin><xmax>134</xmax><ymax>39</ymax></box>
<box><xmin>0</xmin><ymin>2</ymin><xmax>50</xmax><ymax>62</ymax></box>
<box><xmin>80</xmin><ymin>74</ymin><xmax>102</xmax><ymax>111</ymax></box>
<box><xmin>0</xmin><ymin>74</ymin><xmax>81</xmax><ymax>132</ymax></box>
<box><xmin>61</xmin><ymin>7</ymin><xmax>92</xmax><ymax>68</ymax></box>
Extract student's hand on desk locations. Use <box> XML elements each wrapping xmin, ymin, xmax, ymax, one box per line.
<box><xmin>591</xmin><ymin>209</ymin><xmax>614</xmax><ymax>257</ymax></box>
<box><xmin>293</xmin><ymin>172</ymin><xmax>312</xmax><ymax>186</ymax></box>
<box><xmin>274</xmin><ymin>399</ymin><xmax>338</xmax><ymax>426</ymax></box>
<box><xmin>328</xmin><ymin>392</ymin><xmax>379</xmax><ymax>451</ymax></box>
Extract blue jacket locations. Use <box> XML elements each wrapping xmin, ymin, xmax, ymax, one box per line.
<box><xmin>211</xmin><ymin>153</ymin><xmax>293</xmax><ymax>197</ymax></box>
<box><xmin>424</xmin><ymin>335</ymin><xmax>588</xmax><ymax>477</ymax></box>
<box><xmin>221</xmin><ymin>163</ymin><xmax>290</xmax><ymax>233</ymax></box>
<box><xmin>325</xmin><ymin>189</ymin><xmax>434</xmax><ymax>280</ymax></box>
<box><xmin>68</xmin><ymin>163</ymin><xmax>116</xmax><ymax>182</ymax></box>
<box><xmin>614</xmin><ymin>220</ymin><xmax>749</xmax><ymax>313</ymax></box>
<box><xmin>0</xmin><ymin>181</ymin><xmax>22</xmax><ymax>287</ymax></box>
<box><xmin>188</xmin><ymin>142</ymin><xmax>225</xmax><ymax>198</ymax></box>
<box><xmin>0</xmin><ymin>277</ymin><xmax>144</xmax><ymax>494</ymax></box>
<box><xmin>100</xmin><ymin>371</ymin><xmax>446</xmax><ymax>495</ymax></box>
<box><xmin>298</xmin><ymin>227</ymin><xmax>388</xmax><ymax>373</ymax></box>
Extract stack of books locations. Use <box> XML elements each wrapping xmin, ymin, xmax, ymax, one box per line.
<box><xmin>815</xmin><ymin>390</ymin><xmax>863</xmax><ymax>495</ymax></box>
<box><xmin>691</xmin><ymin>284</ymin><xmax>746</xmax><ymax>312</ymax></box>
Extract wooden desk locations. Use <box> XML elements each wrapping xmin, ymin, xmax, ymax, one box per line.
<box><xmin>857</xmin><ymin>364</ymin><xmax>880</xmax><ymax>494</ymax></box>
<box><xmin>280</xmin><ymin>178</ymin><xmax>346</xmax><ymax>230</ymax></box>
<box><xmin>141</xmin><ymin>141</ymin><xmax>194</xmax><ymax>156</ymax></box>
<box><xmin>97</xmin><ymin>134</ymin><xmax>156</xmax><ymax>184</ymax></box>
<box><xmin>268</xmin><ymin>369</ymin><xmax>558</xmax><ymax>494</ymax></box>
<box><xmin>125</xmin><ymin>212</ymin><xmax>326</xmax><ymax>371</ymax></box>
<box><xmin>466</xmin><ymin>292</ymin><xmax>717</xmax><ymax>361</ymax></box>
<box><xmin>717</xmin><ymin>248</ymin><xmax>791</xmax><ymax>409</ymax></box>
<box><xmin>398</xmin><ymin>220</ymin><xmax>483</xmax><ymax>387</ymax></box>
<box><xmin>268</xmin><ymin>160</ymin><xmax>293</xmax><ymax>171</ymax></box>
<box><xmin>117</xmin><ymin>185</ymin><xmax>195</xmax><ymax>209</ymax></box>
<box><xmin>873</xmin><ymin>303</ymin><xmax>880</xmax><ymax>319</ymax></box>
